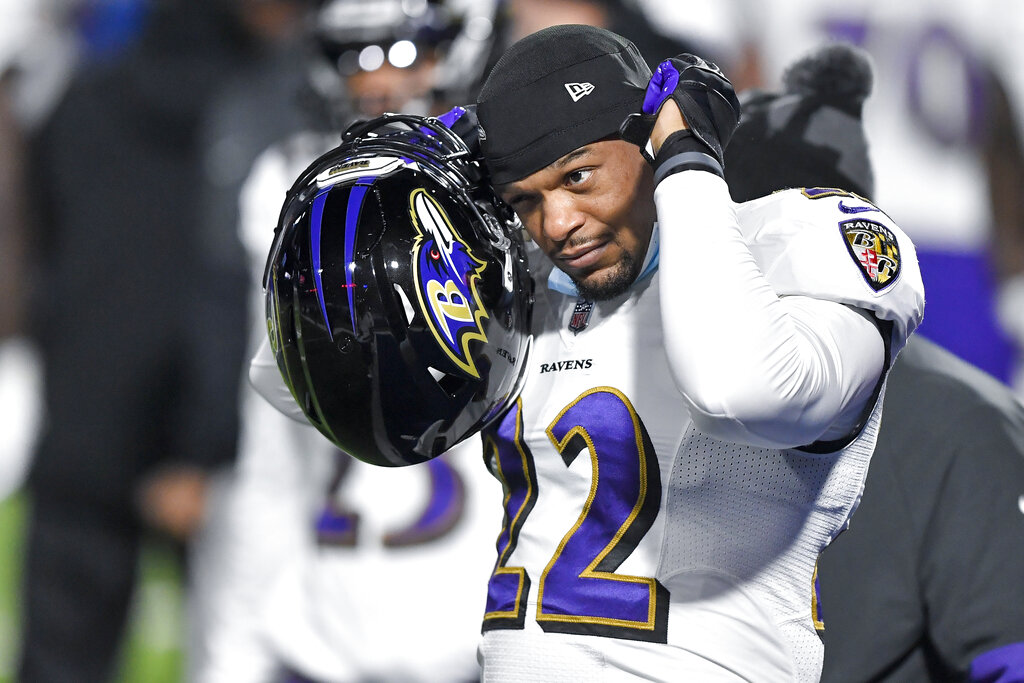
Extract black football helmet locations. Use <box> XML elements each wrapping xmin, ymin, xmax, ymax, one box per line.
<box><xmin>264</xmin><ymin>112</ymin><xmax>533</xmax><ymax>466</ymax></box>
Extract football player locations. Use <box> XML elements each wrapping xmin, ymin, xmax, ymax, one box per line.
<box><xmin>464</xmin><ymin>25</ymin><xmax>923</xmax><ymax>681</ymax></box>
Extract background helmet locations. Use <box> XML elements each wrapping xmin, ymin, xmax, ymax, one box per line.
<box><xmin>264</xmin><ymin>113</ymin><xmax>533</xmax><ymax>466</ymax></box>
<box><xmin>306</xmin><ymin>0</ymin><xmax>504</xmax><ymax>121</ymax></box>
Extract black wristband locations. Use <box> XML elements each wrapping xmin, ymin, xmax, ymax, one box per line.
<box><xmin>652</xmin><ymin>129</ymin><xmax>724</xmax><ymax>184</ymax></box>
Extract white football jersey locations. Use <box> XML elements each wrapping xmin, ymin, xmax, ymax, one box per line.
<box><xmin>260</xmin><ymin>436</ymin><xmax>501</xmax><ymax>683</ymax></box>
<box><xmin>477</xmin><ymin>186</ymin><xmax>923</xmax><ymax>682</ymax></box>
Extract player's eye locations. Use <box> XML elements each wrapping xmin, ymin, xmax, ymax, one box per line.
<box><xmin>565</xmin><ymin>168</ymin><xmax>593</xmax><ymax>186</ymax></box>
<box><xmin>506</xmin><ymin>193</ymin><xmax>538</xmax><ymax>216</ymax></box>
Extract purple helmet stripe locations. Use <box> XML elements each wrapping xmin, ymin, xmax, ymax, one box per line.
<box><xmin>342</xmin><ymin>183</ymin><xmax>371</xmax><ymax>333</ymax></box>
<box><xmin>310</xmin><ymin>189</ymin><xmax>334</xmax><ymax>340</ymax></box>
<box><xmin>311</xmin><ymin>179</ymin><xmax>378</xmax><ymax>338</ymax></box>
<box><xmin>306</xmin><ymin>176</ymin><xmax>374</xmax><ymax>336</ymax></box>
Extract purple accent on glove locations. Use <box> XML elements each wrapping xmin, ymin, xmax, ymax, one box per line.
<box><xmin>643</xmin><ymin>60</ymin><xmax>681</xmax><ymax>115</ymax></box>
<box><xmin>969</xmin><ymin>642</ymin><xmax>1024</xmax><ymax>683</ymax></box>
<box><xmin>439</xmin><ymin>105</ymin><xmax>467</xmax><ymax>128</ymax></box>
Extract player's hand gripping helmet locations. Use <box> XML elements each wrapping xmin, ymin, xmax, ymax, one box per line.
<box><xmin>264</xmin><ymin>113</ymin><xmax>533</xmax><ymax>466</ymax></box>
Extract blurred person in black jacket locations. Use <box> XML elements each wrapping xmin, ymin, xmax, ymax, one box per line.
<box><xmin>725</xmin><ymin>42</ymin><xmax>1024</xmax><ymax>682</ymax></box>
<box><xmin>19</xmin><ymin>1</ymin><xmax>310</xmax><ymax>680</ymax></box>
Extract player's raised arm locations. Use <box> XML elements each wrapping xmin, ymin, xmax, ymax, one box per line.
<box><xmin>632</xmin><ymin>53</ymin><xmax>924</xmax><ymax>449</ymax></box>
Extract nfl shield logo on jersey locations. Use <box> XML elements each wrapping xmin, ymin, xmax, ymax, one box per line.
<box><xmin>568</xmin><ymin>297</ymin><xmax>594</xmax><ymax>334</ymax></box>
<box><xmin>840</xmin><ymin>218</ymin><xmax>902</xmax><ymax>291</ymax></box>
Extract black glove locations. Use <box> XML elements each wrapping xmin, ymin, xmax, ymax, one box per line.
<box><xmin>620</xmin><ymin>54</ymin><xmax>741</xmax><ymax>180</ymax></box>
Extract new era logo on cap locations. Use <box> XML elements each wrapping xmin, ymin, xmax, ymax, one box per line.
<box><xmin>564</xmin><ymin>82</ymin><xmax>595</xmax><ymax>102</ymax></box>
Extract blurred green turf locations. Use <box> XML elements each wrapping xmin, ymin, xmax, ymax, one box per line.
<box><xmin>0</xmin><ymin>493</ymin><xmax>184</xmax><ymax>683</ymax></box>
<box><xmin>0</xmin><ymin>493</ymin><xmax>23</xmax><ymax>683</ymax></box>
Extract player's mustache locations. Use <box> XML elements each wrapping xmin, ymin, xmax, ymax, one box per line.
<box><xmin>558</xmin><ymin>233</ymin><xmax>609</xmax><ymax>253</ymax></box>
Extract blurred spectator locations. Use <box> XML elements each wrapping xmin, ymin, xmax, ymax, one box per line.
<box><xmin>714</xmin><ymin>0</ymin><xmax>1024</xmax><ymax>392</ymax></box>
<box><xmin>818</xmin><ymin>342</ymin><xmax>1024</xmax><ymax>681</ymax></box>
<box><xmin>17</xmin><ymin>1</ymin><xmax>302</xmax><ymax>680</ymax></box>
<box><xmin>725</xmin><ymin>42</ymin><xmax>1024</xmax><ymax>683</ymax></box>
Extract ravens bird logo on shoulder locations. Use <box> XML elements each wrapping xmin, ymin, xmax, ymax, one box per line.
<box><xmin>840</xmin><ymin>218</ymin><xmax>901</xmax><ymax>291</ymax></box>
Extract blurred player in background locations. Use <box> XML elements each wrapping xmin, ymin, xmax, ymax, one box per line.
<box><xmin>725</xmin><ymin>42</ymin><xmax>1024</xmax><ymax>683</ymax></box>
<box><xmin>193</xmin><ymin>0</ymin><xmax>321</xmax><ymax>471</ymax></box>
<box><xmin>717</xmin><ymin>0</ymin><xmax>1024</xmax><ymax>393</ymax></box>
<box><xmin>303</xmin><ymin>0</ymin><xmax>500</xmax><ymax>122</ymax></box>
<box><xmin>187</xmin><ymin>2</ymin><xmax>505</xmax><ymax>681</ymax></box>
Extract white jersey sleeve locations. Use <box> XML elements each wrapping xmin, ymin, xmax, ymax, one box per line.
<box><xmin>656</xmin><ymin>173</ymin><xmax>923</xmax><ymax>448</ymax></box>
<box><xmin>735</xmin><ymin>186</ymin><xmax>925</xmax><ymax>352</ymax></box>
